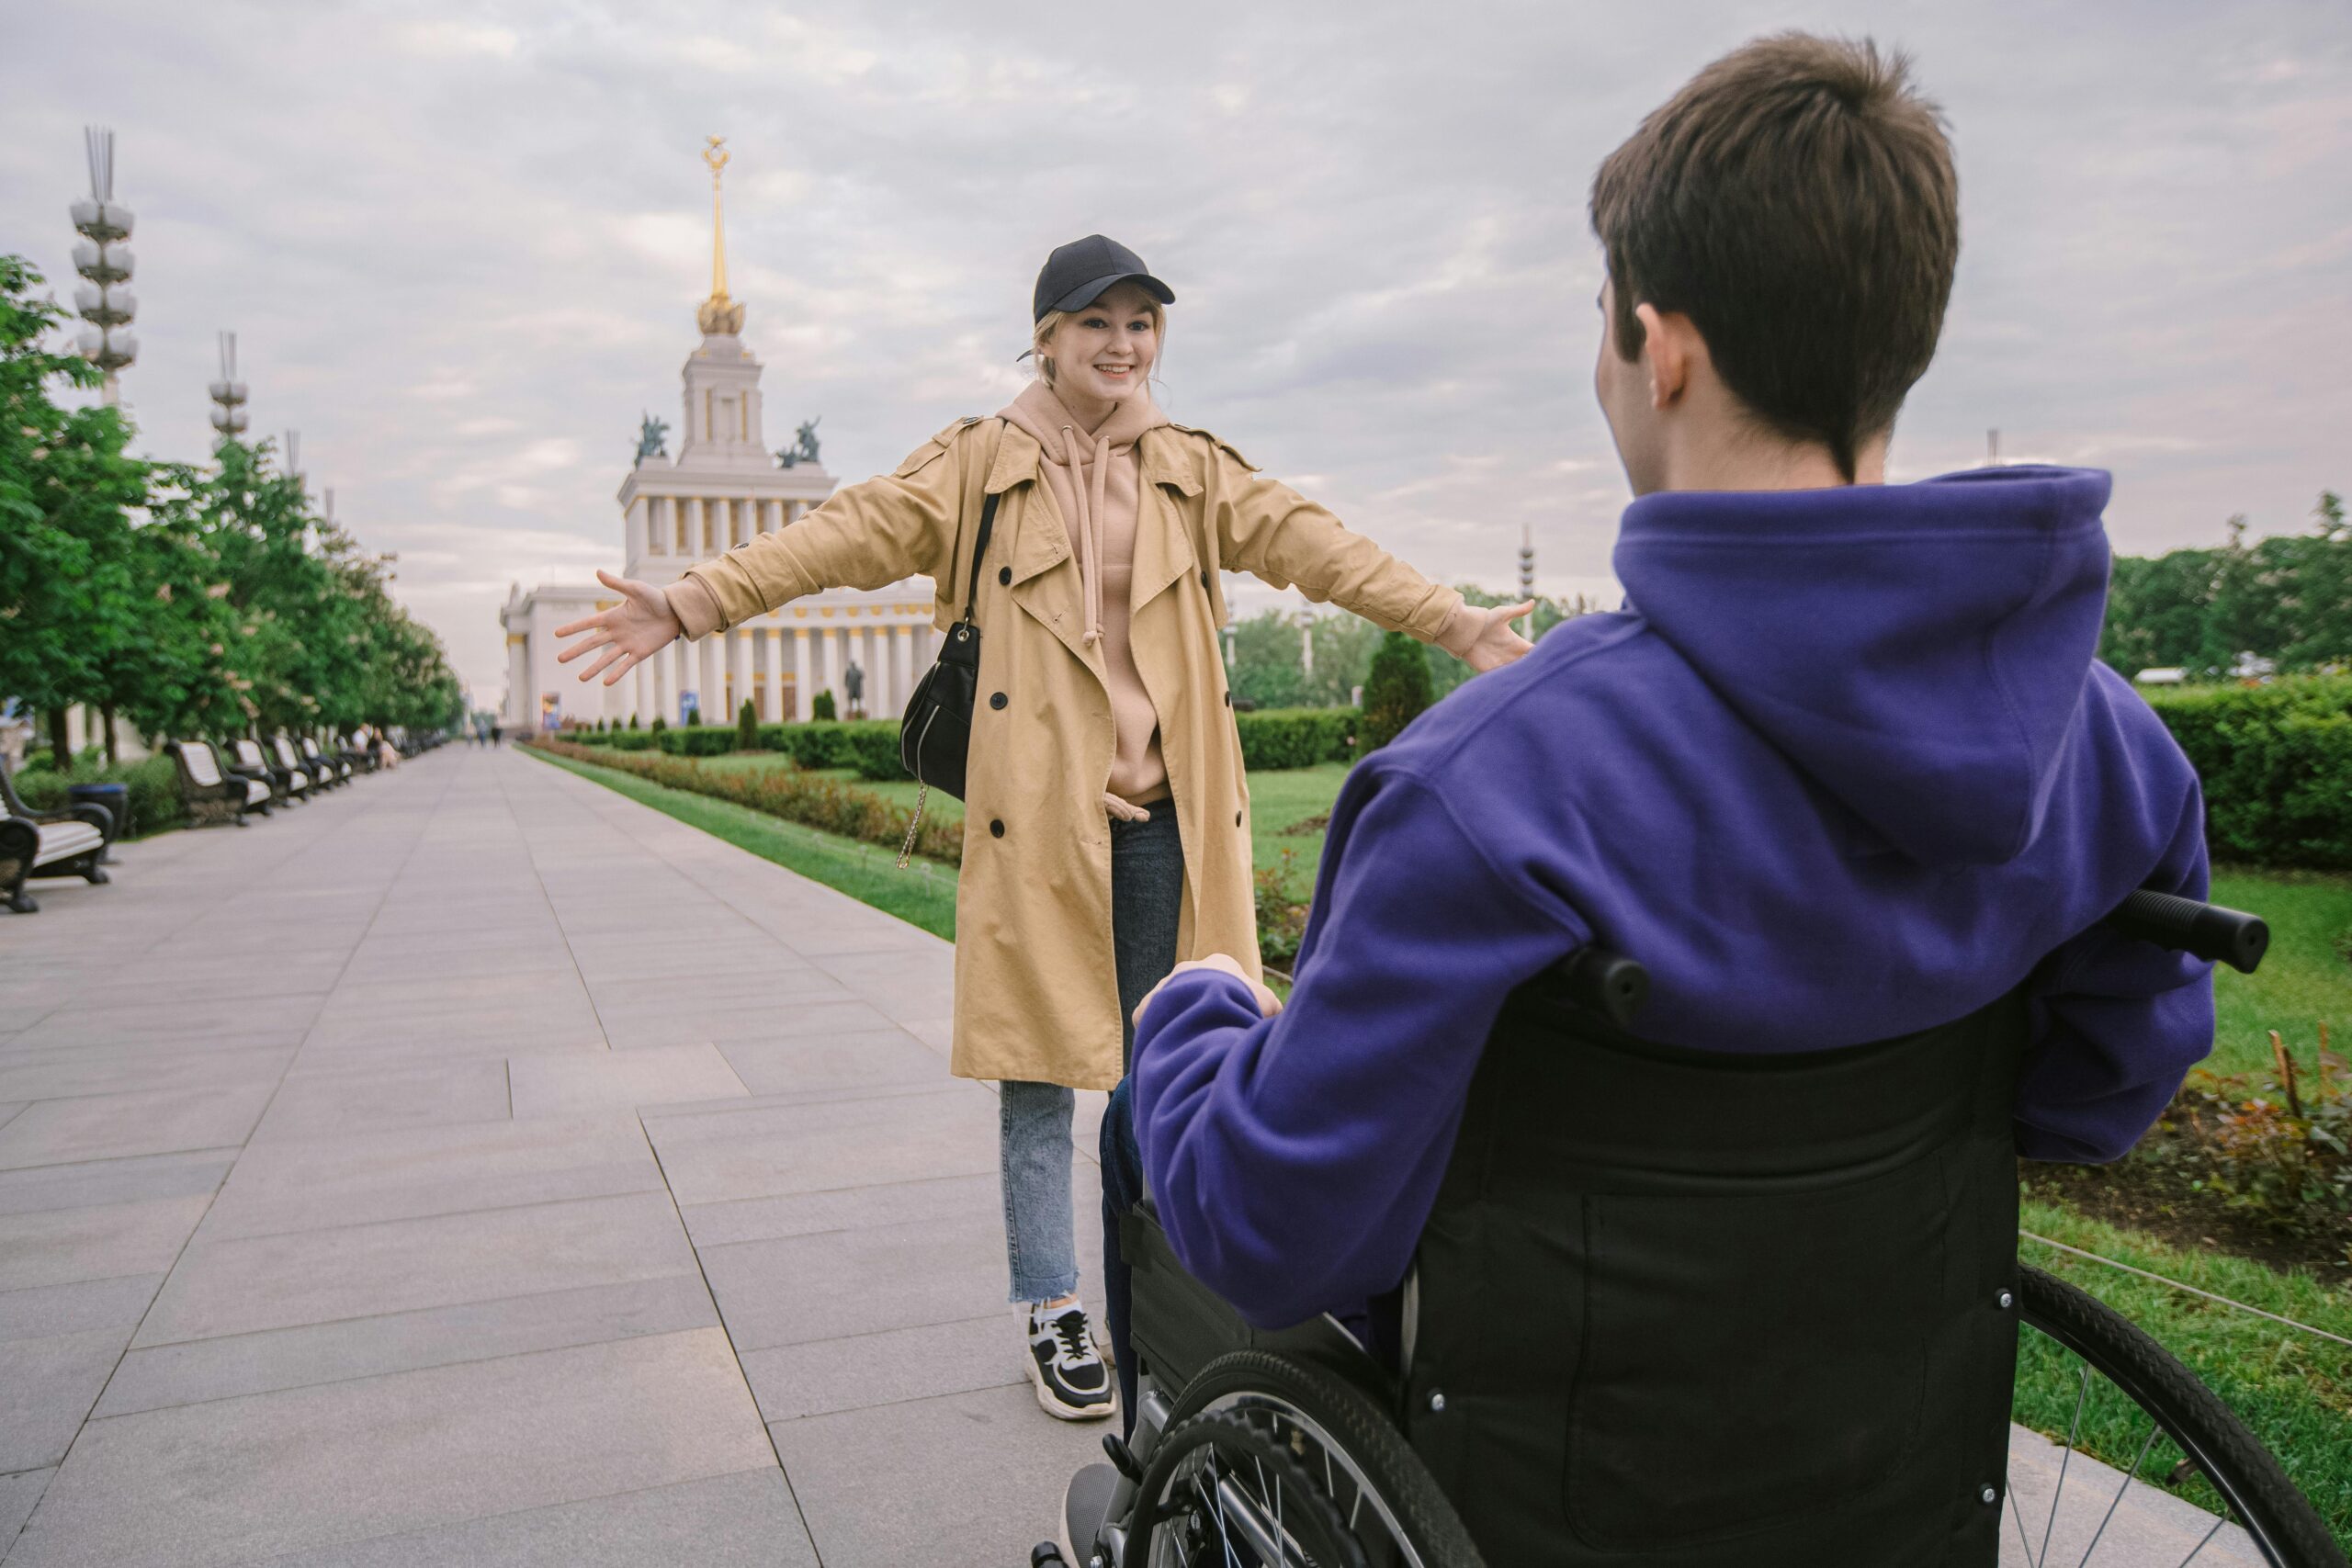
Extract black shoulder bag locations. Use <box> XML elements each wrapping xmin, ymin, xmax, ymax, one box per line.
<box><xmin>894</xmin><ymin>487</ymin><xmax>1001</xmax><ymax>865</ymax></box>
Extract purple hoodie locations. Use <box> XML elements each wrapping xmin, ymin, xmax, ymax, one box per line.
<box><xmin>1132</xmin><ymin>466</ymin><xmax>2213</xmax><ymax>1332</ymax></box>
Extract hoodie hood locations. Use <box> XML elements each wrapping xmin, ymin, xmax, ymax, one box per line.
<box><xmin>1613</xmin><ymin>466</ymin><xmax>2114</xmax><ymax>867</ymax></box>
<box><xmin>1000</xmin><ymin>380</ymin><xmax>1170</xmax><ymax>648</ymax></box>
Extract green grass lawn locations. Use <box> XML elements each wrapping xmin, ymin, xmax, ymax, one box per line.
<box><xmin>2018</xmin><ymin>1201</ymin><xmax>2351</xmax><ymax>1548</ymax></box>
<box><xmin>2209</xmin><ymin>868</ymin><xmax>2352</xmax><ymax>1077</ymax></box>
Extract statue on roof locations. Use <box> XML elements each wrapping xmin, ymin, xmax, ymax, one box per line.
<box><xmin>635</xmin><ymin>412</ymin><xmax>670</xmax><ymax>465</ymax></box>
<box><xmin>777</xmin><ymin>416</ymin><xmax>820</xmax><ymax>468</ymax></box>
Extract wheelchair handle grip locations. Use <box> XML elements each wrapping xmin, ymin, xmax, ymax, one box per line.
<box><xmin>1553</xmin><ymin>947</ymin><xmax>1649</xmax><ymax>1029</ymax></box>
<box><xmin>2103</xmin><ymin>889</ymin><xmax>2267</xmax><ymax>974</ymax></box>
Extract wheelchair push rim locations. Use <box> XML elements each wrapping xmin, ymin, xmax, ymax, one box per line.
<box><xmin>1123</xmin><ymin>1349</ymin><xmax>1485</xmax><ymax>1568</ymax></box>
<box><xmin>2010</xmin><ymin>1265</ymin><xmax>2346</xmax><ymax>1568</ymax></box>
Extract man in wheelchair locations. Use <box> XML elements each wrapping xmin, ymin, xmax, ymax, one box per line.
<box><xmin>1051</xmin><ymin>32</ymin><xmax>2222</xmax><ymax>1568</ymax></box>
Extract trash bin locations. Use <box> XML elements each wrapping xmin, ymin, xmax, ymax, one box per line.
<box><xmin>66</xmin><ymin>783</ymin><xmax>130</xmax><ymax>863</ymax></box>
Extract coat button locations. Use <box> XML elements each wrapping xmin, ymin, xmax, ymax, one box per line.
<box><xmin>1235</xmin><ymin>809</ymin><xmax>1243</xmax><ymax>826</ymax></box>
<box><xmin>989</xmin><ymin>692</ymin><xmax>1007</xmax><ymax>710</ymax></box>
<box><xmin>1199</xmin><ymin>571</ymin><xmax>1210</xmax><ymax>590</ymax></box>
<box><xmin>999</xmin><ymin>567</ymin><xmax>1012</xmax><ymax>585</ymax></box>
<box><xmin>1223</xmin><ymin>691</ymin><xmax>1232</xmax><ymax>707</ymax></box>
<box><xmin>990</xmin><ymin>818</ymin><xmax>1005</xmax><ymax>839</ymax></box>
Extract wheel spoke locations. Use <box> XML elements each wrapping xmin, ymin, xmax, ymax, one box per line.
<box><xmin>2011</xmin><ymin>1464</ymin><xmax>2037</xmax><ymax>1565</ymax></box>
<box><xmin>2040</xmin><ymin>1362</ymin><xmax>2095</xmax><ymax>1566</ymax></box>
<box><xmin>2075</xmin><ymin>1424</ymin><xmax>2164</xmax><ymax>1568</ymax></box>
<box><xmin>2171</xmin><ymin>1513</ymin><xmax>2226</xmax><ymax>1568</ymax></box>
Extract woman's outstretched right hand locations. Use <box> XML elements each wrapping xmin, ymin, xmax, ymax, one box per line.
<box><xmin>554</xmin><ymin>570</ymin><xmax>684</xmax><ymax>685</ymax></box>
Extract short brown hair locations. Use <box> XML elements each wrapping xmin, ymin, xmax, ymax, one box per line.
<box><xmin>1591</xmin><ymin>34</ymin><xmax>1959</xmax><ymax>479</ymax></box>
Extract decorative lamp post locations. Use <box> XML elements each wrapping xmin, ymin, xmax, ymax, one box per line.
<box><xmin>1519</xmin><ymin>523</ymin><xmax>1537</xmax><ymax>637</ymax></box>
<box><xmin>70</xmin><ymin>126</ymin><xmax>137</xmax><ymax>406</ymax></box>
<box><xmin>209</xmin><ymin>331</ymin><xmax>249</xmax><ymax>442</ymax></box>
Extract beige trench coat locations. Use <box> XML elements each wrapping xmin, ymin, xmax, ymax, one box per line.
<box><xmin>675</xmin><ymin>416</ymin><xmax>1467</xmax><ymax>1089</ymax></box>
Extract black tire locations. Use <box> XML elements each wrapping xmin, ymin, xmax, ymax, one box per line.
<box><xmin>2018</xmin><ymin>1265</ymin><xmax>2346</xmax><ymax>1568</ymax></box>
<box><xmin>1132</xmin><ymin>1348</ymin><xmax>1487</xmax><ymax>1568</ymax></box>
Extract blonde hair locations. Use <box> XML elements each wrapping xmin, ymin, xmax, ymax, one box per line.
<box><xmin>1032</xmin><ymin>297</ymin><xmax>1168</xmax><ymax>389</ymax></box>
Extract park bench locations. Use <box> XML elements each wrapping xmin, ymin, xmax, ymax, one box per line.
<box><xmin>299</xmin><ymin>736</ymin><xmax>350</xmax><ymax>786</ymax></box>
<box><xmin>269</xmin><ymin>735</ymin><xmax>322</xmax><ymax>796</ymax></box>
<box><xmin>339</xmin><ymin>730</ymin><xmax>377</xmax><ymax>775</ymax></box>
<box><xmin>169</xmin><ymin>739</ymin><xmax>268</xmax><ymax>828</ymax></box>
<box><xmin>0</xmin><ymin>755</ymin><xmax>114</xmax><ymax>914</ymax></box>
<box><xmin>225</xmin><ymin>739</ymin><xmax>287</xmax><ymax>814</ymax></box>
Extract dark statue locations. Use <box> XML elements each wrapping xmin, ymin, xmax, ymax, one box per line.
<box><xmin>776</xmin><ymin>416</ymin><xmax>821</xmax><ymax>468</ymax></box>
<box><xmin>842</xmin><ymin>660</ymin><xmax>864</xmax><ymax>704</ymax></box>
<box><xmin>634</xmin><ymin>412</ymin><xmax>669</xmax><ymax>465</ymax></box>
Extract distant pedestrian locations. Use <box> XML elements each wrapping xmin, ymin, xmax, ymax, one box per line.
<box><xmin>490</xmin><ymin>723</ymin><xmax>503</xmax><ymax>747</ymax></box>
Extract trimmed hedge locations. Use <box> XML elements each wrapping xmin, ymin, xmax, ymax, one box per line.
<box><xmin>2143</xmin><ymin>677</ymin><xmax>2352</xmax><ymax>869</ymax></box>
<box><xmin>1236</xmin><ymin>708</ymin><xmax>1358</xmax><ymax>770</ymax></box>
<box><xmin>13</xmin><ymin>753</ymin><xmax>186</xmax><ymax>837</ymax></box>
<box><xmin>523</xmin><ymin>736</ymin><xmax>960</xmax><ymax>863</ymax></box>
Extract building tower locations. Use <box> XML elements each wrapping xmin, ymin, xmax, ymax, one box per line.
<box><xmin>70</xmin><ymin>127</ymin><xmax>137</xmax><ymax>407</ymax></box>
<box><xmin>501</xmin><ymin>135</ymin><xmax>936</xmax><ymax>735</ymax></box>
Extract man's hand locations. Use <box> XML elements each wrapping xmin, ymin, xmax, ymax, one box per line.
<box><xmin>1135</xmin><ymin>953</ymin><xmax>1283</xmax><ymax>1033</ymax></box>
<box><xmin>554</xmin><ymin>570</ymin><xmax>684</xmax><ymax>685</ymax></box>
<box><xmin>1456</xmin><ymin>601</ymin><xmax>1536</xmax><ymax>673</ymax></box>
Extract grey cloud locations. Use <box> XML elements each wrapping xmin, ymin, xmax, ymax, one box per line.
<box><xmin>3</xmin><ymin>0</ymin><xmax>2344</xmax><ymax>703</ymax></box>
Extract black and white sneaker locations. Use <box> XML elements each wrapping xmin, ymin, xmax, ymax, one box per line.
<box><xmin>1025</xmin><ymin>1302</ymin><xmax>1114</xmax><ymax>1421</ymax></box>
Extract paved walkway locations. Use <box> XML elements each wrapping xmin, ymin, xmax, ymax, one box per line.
<box><xmin>0</xmin><ymin>746</ymin><xmax>2270</xmax><ymax>1566</ymax></box>
<box><xmin>1</xmin><ymin>746</ymin><xmax>1102</xmax><ymax>1567</ymax></box>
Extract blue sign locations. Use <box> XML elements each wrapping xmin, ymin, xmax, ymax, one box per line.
<box><xmin>679</xmin><ymin>690</ymin><xmax>699</xmax><ymax>724</ymax></box>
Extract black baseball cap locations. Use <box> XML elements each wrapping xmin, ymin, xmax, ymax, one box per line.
<box><xmin>1033</xmin><ymin>234</ymin><xmax>1175</xmax><ymax>321</ymax></box>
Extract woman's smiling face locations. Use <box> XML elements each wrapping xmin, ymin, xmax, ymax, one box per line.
<box><xmin>1046</xmin><ymin>280</ymin><xmax>1160</xmax><ymax>408</ymax></box>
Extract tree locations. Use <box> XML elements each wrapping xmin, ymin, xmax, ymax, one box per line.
<box><xmin>736</xmin><ymin>698</ymin><xmax>758</xmax><ymax>751</ymax></box>
<box><xmin>2100</xmin><ymin>494</ymin><xmax>2350</xmax><ymax>679</ymax></box>
<box><xmin>0</xmin><ymin>255</ymin><xmax>149</xmax><ymax>769</ymax></box>
<box><xmin>811</xmin><ymin>690</ymin><xmax>837</xmax><ymax>721</ymax></box>
<box><xmin>1358</xmin><ymin>630</ymin><xmax>1434</xmax><ymax>752</ymax></box>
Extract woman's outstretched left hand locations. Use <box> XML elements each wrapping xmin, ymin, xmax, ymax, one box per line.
<box><xmin>1453</xmin><ymin>601</ymin><xmax>1538</xmax><ymax>672</ymax></box>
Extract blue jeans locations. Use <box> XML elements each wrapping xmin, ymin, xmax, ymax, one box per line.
<box><xmin>1000</xmin><ymin>808</ymin><xmax>1185</xmax><ymax>1308</ymax></box>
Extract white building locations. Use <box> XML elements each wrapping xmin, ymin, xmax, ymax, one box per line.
<box><xmin>502</xmin><ymin>141</ymin><xmax>936</xmax><ymax>732</ymax></box>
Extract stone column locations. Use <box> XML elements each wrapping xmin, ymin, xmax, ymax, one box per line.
<box><xmin>792</xmin><ymin>626</ymin><xmax>811</xmax><ymax>722</ymax></box>
<box><xmin>697</xmin><ymin>635</ymin><xmax>721</xmax><ymax>725</ymax></box>
<box><xmin>763</xmin><ymin>628</ymin><xmax>783</xmax><ymax>720</ymax></box>
<box><xmin>729</xmin><ymin>627</ymin><xmax>751</xmax><ymax>725</ymax></box>
<box><xmin>895</xmin><ymin>625</ymin><xmax>917</xmax><ymax>711</ymax></box>
<box><xmin>824</xmin><ymin>628</ymin><xmax>845</xmax><ymax>718</ymax></box>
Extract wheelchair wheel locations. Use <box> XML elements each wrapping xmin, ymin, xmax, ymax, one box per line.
<box><xmin>1126</xmin><ymin>1349</ymin><xmax>1486</xmax><ymax>1568</ymax></box>
<box><xmin>2012</xmin><ymin>1265</ymin><xmax>2346</xmax><ymax>1568</ymax></box>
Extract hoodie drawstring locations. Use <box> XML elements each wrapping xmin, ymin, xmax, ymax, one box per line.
<box><xmin>1058</xmin><ymin>422</ymin><xmax>1115</xmax><ymax>647</ymax></box>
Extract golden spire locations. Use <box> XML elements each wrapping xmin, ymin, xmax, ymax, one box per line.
<box><xmin>696</xmin><ymin>135</ymin><xmax>745</xmax><ymax>335</ymax></box>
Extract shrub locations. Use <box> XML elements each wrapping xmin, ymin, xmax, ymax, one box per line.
<box><xmin>2141</xmin><ymin>677</ymin><xmax>2352</xmax><ymax>868</ymax></box>
<box><xmin>812</xmin><ymin>690</ymin><xmax>838</xmax><ymax>722</ymax></box>
<box><xmin>650</xmin><ymin>715</ymin><xmax>667</xmax><ymax>734</ymax></box>
<box><xmin>657</xmin><ymin>727</ymin><xmax>741</xmax><ymax>757</ymax></box>
<box><xmin>13</xmin><ymin>753</ymin><xmax>185</xmax><ymax>837</ymax></box>
<box><xmin>1235</xmin><ymin>708</ymin><xmax>1357</xmax><ymax>770</ymax></box>
<box><xmin>1358</xmin><ymin>631</ymin><xmax>1433</xmax><ymax>753</ymax></box>
<box><xmin>522</xmin><ymin>736</ymin><xmax>960</xmax><ymax>864</ymax></box>
<box><xmin>684</xmin><ymin>705</ymin><xmax>701</xmax><ymax>727</ymax></box>
<box><xmin>2130</xmin><ymin>1030</ymin><xmax>2352</xmax><ymax>1236</ymax></box>
<box><xmin>736</xmin><ymin>699</ymin><xmax>759</xmax><ymax>753</ymax></box>
<box><xmin>628</xmin><ymin>714</ymin><xmax>640</xmax><ymax>730</ymax></box>
<box><xmin>755</xmin><ymin>719</ymin><xmax>904</xmax><ymax>777</ymax></box>
<box><xmin>1255</xmin><ymin>848</ymin><xmax>1311</xmax><ymax>971</ymax></box>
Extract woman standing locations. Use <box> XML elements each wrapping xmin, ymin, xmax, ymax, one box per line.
<box><xmin>555</xmin><ymin>234</ymin><xmax>1532</xmax><ymax>1421</ymax></box>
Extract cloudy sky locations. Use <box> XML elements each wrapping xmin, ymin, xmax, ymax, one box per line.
<box><xmin>6</xmin><ymin>0</ymin><xmax>2346</xmax><ymax>706</ymax></box>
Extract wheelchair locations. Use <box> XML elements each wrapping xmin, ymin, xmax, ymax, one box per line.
<box><xmin>1044</xmin><ymin>894</ymin><xmax>2346</xmax><ymax>1568</ymax></box>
